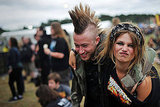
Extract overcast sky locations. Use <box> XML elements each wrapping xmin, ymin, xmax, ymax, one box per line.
<box><xmin>0</xmin><ymin>0</ymin><xmax>160</xmax><ymax>30</ymax></box>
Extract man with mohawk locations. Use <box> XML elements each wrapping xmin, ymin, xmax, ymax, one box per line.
<box><xmin>68</xmin><ymin>3</ymin><xmax>112</xmax><ymax>107</ymax></box>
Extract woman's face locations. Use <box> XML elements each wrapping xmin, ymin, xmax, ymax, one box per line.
<box><xmin>113</xmin><ymin>33</ymin><xmax>135</xmax><ymax>64</ymax></box>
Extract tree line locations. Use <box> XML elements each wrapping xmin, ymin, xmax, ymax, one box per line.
<box><xmin>0</xmin><ymin>14</ymin><xmax>155</xmax><ymax>34</ymax></box>
<box><xmin>40</xmin><ymin>14</ymin><xmax>154</xmax><ymax>27</ymax></box>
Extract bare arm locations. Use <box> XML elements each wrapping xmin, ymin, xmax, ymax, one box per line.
<box><xmin>69</xmin><ymin>50</ymin><xmax>76</xmax><ymax>70</ymax></box>
<box><xmin>136</xmin><ymin>76</ymin><xmax>152</xmax><ymax>102</ymax></box>
<box><xmin>44</xmin><ymin>48</ymin><xmax>64</xmax><ymax>59</ymax></box>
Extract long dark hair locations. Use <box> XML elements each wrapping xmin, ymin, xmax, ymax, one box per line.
<box><xmin>36</xmin><ymin>85</ymin><xmax>59</xmax><ymax>107</ymax></box>
<box><xmin>10</xmin><ymin>37</ymin><xmax>19</xmax><ymax>48</ymax></box>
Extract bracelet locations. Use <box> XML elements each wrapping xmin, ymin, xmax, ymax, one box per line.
<box><xmin>71</xmin><ymin>48</ymin><xmax>77</xmax><ymax>55</ymax></box>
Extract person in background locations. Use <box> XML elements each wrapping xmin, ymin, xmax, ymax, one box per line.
<box><xmin>112</xmin><ymin>17</ymin><xmax>121</xmax><ymax>27</ymax></box>
<box><xmin>36</xmin><ymin>85</ymin><xmax>72</xmax><ymax>107</ymax></box>
<box><xmin>20</xmin><ymin>37</ymin><xmax>35</xmax><ymax>81</ymax></box>
<box><xmin>147</xmin><ymin>37</ymin><xmax>156</xmax><ymax>49</ymax></box>
<box><xmin>7</xmin><ymin>37</ymin><xmax>24</xmax><ymax>102</ymax></box>
<box><xmin>96</xmin><ymin>22</ymin><xmax>160</xmax><ymax>106</ymax></box>
<box><xmin>32</xmin><ymin>32</ymin><xmax>42</xmax><ymax>86</ymax></box>
<box><xmin>44</xmin><ymin>22</ymin><xmax>71</xmax><ymax>86</ymax></box>
<box><xmin>48</xmin><ymin>72</ymin><xmax>71</xmax><ymax>100</ymax></box>
<box><xmin>37</xmin><ymin>26</ymin><xmax>51</xmax><ymax>85</ymax></box>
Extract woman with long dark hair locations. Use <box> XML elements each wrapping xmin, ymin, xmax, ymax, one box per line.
<box><xmin>8</xmin><ymin>37</ymin><xmax>24</xmax><ymax>102</ymax></box>
<box><xmin>97</xmin><ymin>22</ymin><xmax>160</xmax><ymax>106</ymax></box>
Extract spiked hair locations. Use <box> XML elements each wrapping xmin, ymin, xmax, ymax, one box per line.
<box><xmin>69</xmin><ymin>3</ymin><xmax>101</xmax><ymax>34</ymax></box>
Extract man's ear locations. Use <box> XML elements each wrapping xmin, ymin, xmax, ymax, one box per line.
<box><xmin>95</xmin><ymin>36</ymin><xmax>100</xmax><ymax>45</ymax></box>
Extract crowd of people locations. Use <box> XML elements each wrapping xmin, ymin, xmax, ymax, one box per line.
<box><xmin>147</xmin><ymin>28</ymin><xmax>160</xmax><ymax>65</ymax></box>
<box><xmin>7</xmin><ymin>21</ymin><xmax>72</xmax><ymax>106</ymax></box>
<box><xmin>5</xmin><ymin>3</ymin><xmax>160</xmax><ymax>107</ymax></box>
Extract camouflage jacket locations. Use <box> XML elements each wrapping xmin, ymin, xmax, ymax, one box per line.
<box><xmin>71</xmin><ymin>54</ymin><xmax>86</xmax><ymax>107</ymax></box>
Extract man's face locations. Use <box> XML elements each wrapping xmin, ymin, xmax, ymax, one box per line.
<box><xmin>113</xmin><ymin>33</ymin><xmax>135</xmax><ymax>64</ymax></box>
<box><xmin>35</xmin><ymin>35</ymin><xmax>41</xmax><ymax>41</ymax></box>
<box><xmin>48</xmin><ymin>80</ymin><xmax>57</xmax><ymax>90</ymax></box>
<box><xmin>36</xmin><ymin>28</ymin><xmax>43</xmax><ymax>37</ymax></box>
<box><xmin>73</xmin><ymin>27</ymin><xmax>99</xmax><ymax>61</ymax></box>
<box><xmin>23</xmin><ymin>37</ymin><xmax>29</xmax><ymax>44</ymax></box>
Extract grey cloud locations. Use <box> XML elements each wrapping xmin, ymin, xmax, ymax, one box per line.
<box><xmin>0</xmin><ymin>0</ymin><xmax>160</xmax><ymax>30</ymax></box>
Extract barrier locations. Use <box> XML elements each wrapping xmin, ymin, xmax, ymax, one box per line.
<box><xmin>0</xmin><ymin>52</ymin><xmax>8</xmax><ymax>75</ymax></box>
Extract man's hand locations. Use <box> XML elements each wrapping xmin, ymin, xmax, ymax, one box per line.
<box><xmin>44</xmin><ymin>48</ymin><xmax>51</xmax><ymax>55</ymax></box>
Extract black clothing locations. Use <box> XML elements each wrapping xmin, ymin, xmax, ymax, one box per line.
<box><xmin>81</xmin><ymin>58</ymin><xmax>115</xmax><ymax>107</ymax></box>
<box><xmin>103</xmin><ymin>65</ymin><xmax>160</xmax><ymax>107</ymax></box>
<box><xmin>100</xmin><ymin>58</ymin><xmax>115</xmax><ymax>107</ymax></box>
<box><xmin>34</xmin><ymin>44</ymin><xmax>41</xmax><ymax>69</ymax></box>
<box><xmin>8</xmin><ymin>47</ymin><xmax>24</xmax><ymax>97</ymax></box>
<box><xmin>8</xmin><ymin>47</ymin><xmax>22</xmax><ymax>69</ymax></box>
<box><xmin>41</xmin><ymin>60</ymin><xmax>51</xmax><ymax>84</ymax></box>
<box><xmin>20</xmin><ymin>44</ymin><xmax>33</xmax><ymax>63</ymax></box>
<box><xmin>46</xmin><ymin>98</ymin><xmax>60</xmax><ymax>107</ymax></box>
<box><xmin>50</xmin><ymin>37</ymin><xmax>69</xmax><ymax>71</ymax></box>
<box><xmin>9</xmin><ymin>68</ymin><xmax>24</xmax><ymax>97</ymax></box>
<box><xmin>84</xmin><ymin>61</ymin><xmax>101</xmax><ymax>107</ymax></box>
<box><xmin>38</xmin><ymin>35</ymin><xmax>51</xmax><ymax>63</ymax></box>
<box><xmin>50</xmin><ymin>37</ymin><xmax>70</xmax><ymax>85</ymax></box>
<box><xmin>38</xmin><ymin>35</ymin><xmax>51</xmax><ymax>84</ymax></box>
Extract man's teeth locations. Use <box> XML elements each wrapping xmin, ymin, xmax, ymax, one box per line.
<box><xmin>82</xmin><ymin>53</ymin><xmax>87</xmax><ymax>56</ymax></box>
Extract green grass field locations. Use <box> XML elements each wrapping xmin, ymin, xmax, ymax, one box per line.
<box><xmin>0</xmin><ymin>76</ymin><xmax>41</xmax><ymax>107</ymax></box>
<box><xmin>0</xmin><ymin>34</ymin><xmax>159</xmax><ymax>107</ymax></box>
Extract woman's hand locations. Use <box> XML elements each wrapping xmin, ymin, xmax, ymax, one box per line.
<box><xmin>69</xmin><ymin>50</ymin><xmax>76</xmax><ymax>70</ymax></box>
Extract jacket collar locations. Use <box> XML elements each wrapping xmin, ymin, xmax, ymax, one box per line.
<box><xmin>75</xmin><ymin>55</ymin><xmax>85</xmax><ymax>79</ymax></box>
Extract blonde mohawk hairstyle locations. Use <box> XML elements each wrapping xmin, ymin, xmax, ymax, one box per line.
<box><xmin>69</xmin><ymin>3</ymin><xmax>100</xmax><ymax>34</ymax></box>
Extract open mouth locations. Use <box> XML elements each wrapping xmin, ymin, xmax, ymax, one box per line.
<box><xmin>80</xmin><ymin>52</ymin><xmax>87</xmax><ymax>58</ymax></box>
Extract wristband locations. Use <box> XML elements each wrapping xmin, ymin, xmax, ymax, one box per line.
<box><xmin>71</xmin><ymin>48</ymin><xmax>77</xmax><ymax>55</ymax></box>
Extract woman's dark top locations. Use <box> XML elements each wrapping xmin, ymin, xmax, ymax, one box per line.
<box><xmin>103</xmin><ymin>66</ymin><xmax>160</xmax><ymax>107</ymax></box>
<box><xmin>8</xmin><ymin>47</ymin><xmax>21</xmax><ymax>69</ymax></box>
<box><xmin>50</xmin><ymin>37</ymin><xmax>69</xmax><ymax>71</ymax></box>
